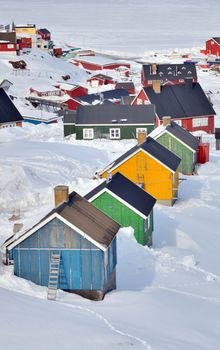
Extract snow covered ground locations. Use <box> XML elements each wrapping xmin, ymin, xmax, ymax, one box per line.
<box><xmin>1</xmin><ymin>2</ymin><xmax>220</xmax><ymax>348</ymax></box>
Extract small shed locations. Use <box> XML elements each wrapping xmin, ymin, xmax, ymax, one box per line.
<box><xmin>150</xmin><ymin>117</ymin><xmax>199</xmax><ymax>174</ymax></box>
<box><xmin>37</xmin><ymin>28</ymin><xmax>51</xmax><ymax>41</ymax></box>
<box><xmin>54</xmin><ymin>83</ymin><xmax>88</xmax><ymax>98</ymax></box>
<box><xmin>85</xmin><ymin>172</ymin><xmax>156</xmax><ymax>246</ymax></box>
<box><xmin>4</xmin><ymin>187</ymin><xmax>120</xmax><ymax>301</ymax></box>
<box><xmin>99</xmin><ymin>134</ymin><xmax>181</xmax><ymax>206</ymax></box>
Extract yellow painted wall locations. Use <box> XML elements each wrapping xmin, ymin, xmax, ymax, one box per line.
<box><xmin>101</xmin><ymin>150</ymin><xmax>179</xmax><ymax>201</ymax></box>
<box><xmin>15</xmin><ymin>27</ymin><xmax>36</xmax><ymax>35</ymax></box>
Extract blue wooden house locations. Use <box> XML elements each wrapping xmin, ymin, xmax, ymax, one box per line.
<box><xmin>4</xmin><ymin>186</ymin><xmax>120</xmax><ymax>301</ymax></box>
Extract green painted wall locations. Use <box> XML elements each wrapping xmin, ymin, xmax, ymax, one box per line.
<box><xmin>156</xmin><ymin>133</ymin><xmax>196</xmax><ymax>174</ymax></box>
<box><xmin>75</xmin><ymin>124</ymin><xmax>155</xmax><ymax>140</ymax></box>
<box><xmin>64</xmin><ymin>124</ymin><xmax>75</xmax><ymax>137</ymax></box>
<box><xmin>91</xmin><ymin>191</ymin><xmax>153</xmax><ymax>246</ymax></box>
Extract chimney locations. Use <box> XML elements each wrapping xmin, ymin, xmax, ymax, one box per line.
<box><xmin>163</xmin><ymin>116</ymin><xmax>172</xmax><ymax>127</ymax></box>
<box><xmin>152</xmin><ymin>80</ymin><xmax>161</xmax><ymax>94</ymax></box>
<box><xmin>13</xmin><ymin>223</ymin><xmax>23</xmax><ymax>234</ymax></box>
<box><xmin>152</xmin><ymin>63</ymin><xmax>157</xmax><ymax>75</ymax></box>
<box><xmin>137</xmin><ymin>131</ymin><xmax>147</xmax><ymax>145</ymax></box>
<box><xmin>54</xmin><ymin>185</ymin><xmax>69</xmax><ymax>207</ymax></box>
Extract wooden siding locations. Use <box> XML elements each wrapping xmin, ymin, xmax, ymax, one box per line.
<box><xmin>91</xmin><ymin>191</ymin><xmax>153</xmax><ymax>246</ymax></box>
<box><xmin>64</xmin><ymin>124</ymin><xmax>75</xmax><ymax>137</ymax></box>
<box><xmin>101</xmin><ymin>150</ymin><xmax>178</xmax><ymax>202</ymax></box>
<box><xmin>12</xmin><ymin>218</ymin><xmax>116</xmax><ymax>291</ymax></box>
<box><xmin>156</xmin><ymin>133</ymin><xmax>196</xmax><ymax>174</ymax></box>
<box><xmin>76</xmin><ymin>124</ymin><xmax>155</xmax><ymax>140</ymax></box>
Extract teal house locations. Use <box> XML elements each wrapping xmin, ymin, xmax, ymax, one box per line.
<box><xmin>85</xmin><ymin>172</ymin><xmax>156</xmax><ymax>246</ymax></box>
<box><xmin>150</xmin><ymin>117</ymin><xmax>199</xmax><ymax>174</ymax></box>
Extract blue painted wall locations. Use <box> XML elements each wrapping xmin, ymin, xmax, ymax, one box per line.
<box><xmin>12</xmin><ymin>218</ymin><xmax>117</xmax><ymax>291</ymax></box>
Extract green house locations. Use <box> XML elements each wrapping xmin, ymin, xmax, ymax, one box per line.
<box><xmin>85</xmin><ymin>172</ymin><xmax>156</xmax><ymax>246</ymax></box>
<box><xmin>150</xmin><ymin>117</ymin><xmax>199</xmax><ymax>174</ymax></box>
<box><xmin>75</xmin><ymin>104</ymin><xmax>156</xmax><ymax>140</ymax></box>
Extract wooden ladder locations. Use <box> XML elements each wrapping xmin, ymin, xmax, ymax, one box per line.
<box><xmin>47</xmin><ymin>253</ymin><xmax>61</xmax><ymax>301</ymax></box>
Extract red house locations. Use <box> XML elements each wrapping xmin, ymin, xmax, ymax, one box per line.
<box><xmin>72</xmin><ymin>55</ymin><xmax>130</xmax><ymax>71</ymax></box>
<box><xmin>132</xmin><ymin>81</ymin><xmax>215</xmax><ymax>134</ymax></box>
<box><xmin>141</xmin><ymin>63</ymin><xmax>197</xmax><ymax>87</ymax></box>
<box><xmin>0</xmin><ymin>32</ymin><xmax>17</xmax><ymax>54</ymax></box>
<box><xmin>87</xmin><ymin>74</ymin><xmax>115</xmax><ymax>87</ymax></box>
<box><xmin>54</xmin><ymin>83</ymin><xmax>88</xmax><ymax>98</ymax></box>
<box><xmin>206</xmin><ymin>37</ymin><xmax>220</xmax><ymax>56</ymax></box>
<box><xmin>37</xmin><ymin>28</ymin><xmax>51</xmax><ymax>41</ymax></box>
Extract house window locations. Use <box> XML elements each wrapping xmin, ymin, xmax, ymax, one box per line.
<box><xmin>83</xmin><ymin>128</ymin><xmax>94</xmax><ymax>139</ymax></box>
<box><xmin>110</xmin><ymin>128</ymin><xmax>120</xmax><ymax>139</ymax></box>
<box><xmin>144</xmin><ymin>100</ymin><xmax>149</xmax><ymax>105</ymax></box>
<box><xmin>7</xmin><ymin>44</ymin><xmax>14</xmax><ymax>49</ymax></box>
<box><xmin>137</xmin><ymin>98</ymin><xmax>142</xmax><ymax>105</ymax></box>
<box><xmin>136</xmin><ymin>128</ymin><xmax>147</xmax><ymax>138</ymax></box>
<box><xmin>174</xmin><ymin>120</ymin><xmax>182</xmax><ymax>126</ymax></box>
<box><xmin>192</xmin><ymin>118</ymin><xmax>208</xmax><ymax>127</ymax></box>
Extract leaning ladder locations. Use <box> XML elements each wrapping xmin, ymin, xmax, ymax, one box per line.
<box><xmin>47</xmin><ymin>253</ymin><xmax>61</xmax><ymax>301</ymax></box>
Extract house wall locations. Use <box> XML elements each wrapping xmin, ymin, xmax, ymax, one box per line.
<box><xmin>91</xmin><ymin>191</ymin><xmax>153</xmax><ymax>246</ymax></box>
<box><xmin>76</xmin><ymin>124</ymin><xmax>155</xmax><ymax>140</ymax></box>
<box><xmin>101</xmin><ymin>150</ymin><xmax>176</xmax><ymax>202</ymax></box>
<box><xmin>155</xmin><ymin>133</ymin><xmax>196</xmax><ymax>174</ymax></box>
<box><xmin>65</xmin><ymin>87</ymin><xmax>88</xmax><ymax>98</ymax></box>
<box><xmin>0</xmin><ymin>43</ymin><xmax>17</xmax><ymax>53</ymax></box>
<box><xmin>64</xmin><ymin>124</ymin><xmax>76</xmax><ymax>136</ymax></box>
<box><xmin>12</xmin><ymin>218</ymin><xmax>116</xmax><ymax>292</ymax></box>
<box><xmin>15</xmin><ymin>27</ymin><xmax>36</xmax><ymax>35</ymax></box>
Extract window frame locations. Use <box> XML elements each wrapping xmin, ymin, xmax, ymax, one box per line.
<box><xmin>136</xmin><ymin>127</ymin><xmax>147</xmax><ymax>138</ymax></box>
<box><xmin>109</xmin><ymin>128</ymin><xmax>120</xmax><ymax>139</ymax></box>
<box><xmin>83</xmin><ymin>128</ymin><xmax>94</xmax><ymax>140</ymax></box>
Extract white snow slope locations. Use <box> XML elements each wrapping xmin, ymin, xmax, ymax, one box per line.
<box><xmin>1</xmin><ymin>3</ymin><xmax>220</xmax><ymax>348</ymax></box>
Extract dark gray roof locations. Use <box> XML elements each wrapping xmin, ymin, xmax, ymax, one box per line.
<box><xmin>62</xmin><ymin>110</ymin><xmax>76</xmax><ymax>124</ymax></box>
<box><xmin>213</xmin><ymin>37</ymin><xmax>220</xmax><ymax>45</ymax></box>
<box><xmin>0</xmin><ymin>88</ymin><xmax>23</xmax><ymax>124</ymax></box>
<box><xmin>142</xmin><ymin>63</ymin><xmax>197</xmax><ymax>82</ymax></box>
<box><xmin>85</xmin><ymin>172</ymin><xmax>156</xmax><ymax>217</ymax></box>
<box><xmin>6</xmin><ymin>192</ymin><xmax>120</xmax><ymax>250</ymax></box>
<box><xmin>144</xmin><ymin>82</ymin><xmax>216</xmax><ymax>120</ymax></box>
<box><xmin>115</xmin><ymin>82</ymin><xmax>135</xmax><ymax>90</ymax></box>
<box><xmin>100</xmin><ymin>136</ymin><xmax>181</xmax><ymax>174</ymax></box>
<box><xmin>166</xmin><ymin>121</ymin><xmax>199</xmax><ymax>150</ymax></box>
<box><xmin>76</xmin><ymin>104</ymin><xmax>155</xmax><ymax>125</ymax></box>
<box><xmin>75</xmin><ymin>88</ymin><xmax>129</xmax><ymax>105</ymax></box>
<box><xmin>0</xmin><ymin>32</ymin><xmax>16</xmax><ymax>44</ymax></box>
<box><xmin>38</xmin><ymin>28</ymin><xmax>50</xmax><ymax>34</ymax></box>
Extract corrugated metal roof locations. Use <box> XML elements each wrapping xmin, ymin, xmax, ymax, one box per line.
<box><xmin>76</xmin><ymin>104</ymin><xmax>155</xmax><ymax>125</ymax></box>
<box><xmin>5</xmin><ymin>192</ymin><xmax>120</xmax><ymax>250</ymax></box>
<box><xmin>85</xmin><ymin>172</ymin><xmax>156</xmax><ymax>217</ymax></box>
<box><xmin>0</xmin><ymin>88</ymin><xmax>23</xmax><ymax>124</ymax></box>
<box><xmin>144</xmin><ymin>82</ymin><xmax>216</xmax><ymax>120</ymax></box>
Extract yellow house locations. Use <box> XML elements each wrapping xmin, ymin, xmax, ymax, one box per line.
<box><xmin>15</xmin><ymin>24</ymin><xmax>36</xmax><ymax>35</ymax></box>
<box><xmin>99</xmin><ymin>133</ymin><xmax>181</xmax><ymax>206</ymax></box>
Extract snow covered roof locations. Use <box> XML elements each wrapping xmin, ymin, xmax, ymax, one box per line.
<box><xmin>74</xmin><ymin>55</ymin><xmax>126</xmax><ymax>66</ymax></box>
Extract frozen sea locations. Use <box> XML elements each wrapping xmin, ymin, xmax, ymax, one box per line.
<box><xmin>1</xmin><ymin>0</ymin><xmax>220</xmax><ymax>55</ymax></box>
